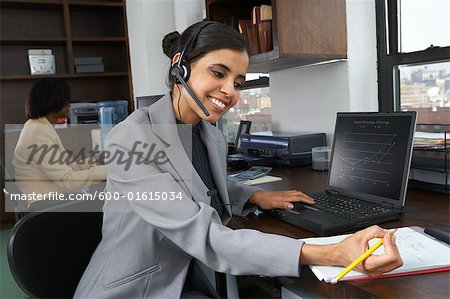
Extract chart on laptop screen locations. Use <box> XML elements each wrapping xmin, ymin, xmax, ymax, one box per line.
<box><xmin>329</xmin><ymin>114</ymin><xmax>414</xmax><ymax>201</ymax></box>
<box><xmin>341</xmin><ymin>132</ymin><xmax>396</xmax><ymax>187</ymax></box>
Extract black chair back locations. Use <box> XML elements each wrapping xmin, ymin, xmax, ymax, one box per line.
<box><xmin>7</xmin><ymin>211</ymin><xmax>103</xmax><ymax>298</ymax></box>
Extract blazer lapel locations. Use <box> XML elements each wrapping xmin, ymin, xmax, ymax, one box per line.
<box><xmin>199</xmin><ymin>121</ymin><xmax>232</xmax><ymax>216</ymax></box>
<box><xmin>148</xmin><ymin>95</ymin><xmax>209</xmax><ymax>206</ymax></box>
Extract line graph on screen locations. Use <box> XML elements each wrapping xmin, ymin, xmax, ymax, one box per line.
<box><xmin>338</xmin><ymin>132</ymin><xmax>397</xmax><ymax>187</ymax></box>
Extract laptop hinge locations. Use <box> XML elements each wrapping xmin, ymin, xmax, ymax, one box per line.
<box><xmin>382</xmin><ymin>201</ymin><xmax>396</xmax><ymax>209</ymax></box>
<box><xmin>327</xmin><ymin>189</ymin><xmax>339</xmax><ymax>196</ymax></box>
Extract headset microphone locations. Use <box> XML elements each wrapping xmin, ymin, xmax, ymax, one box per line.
<box><xmin>171</xmin><ymin>68</ymin><xmax>210</xmax><ymax>117</ymax></box>
<box><xmin>170</xmin><ymin>22</ymin><xmax>212</xmax><ymax>117</ymax></box>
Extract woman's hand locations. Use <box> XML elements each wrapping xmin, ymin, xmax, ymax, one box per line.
<box><xmin>336</xmin><ymin>225</ymin><xmax>403</xmax><ymax>277</ymax></box>
<box><xmin>301</xmin><ymin>225</ymin><xmax>403</xmax><ymax>278</ymax></box>
<box><xmin>249</xmin><ymin>190</ymin><xmax>315</xmax><ymax>210</ymax></box>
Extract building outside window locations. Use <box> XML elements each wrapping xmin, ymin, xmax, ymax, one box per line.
<box><xmin>376</xmin><ymin>0</ymin><xmax>450</xmax><ymax>124</ymax></box>
<box><xmin>219</xmin><ymin>75</ymin><xmax>271</xmax><ymax>144</ymax></box>
<box><xmin>399</xmin><ymin>61</ymin><xmax>450</xmax><ymax>124</ymax></box>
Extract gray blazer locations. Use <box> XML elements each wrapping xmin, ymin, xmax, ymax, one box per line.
<box><xmin>74</xmin><ymin>94</ymin><xmax>303</xmax><ymax>298</ymax></box>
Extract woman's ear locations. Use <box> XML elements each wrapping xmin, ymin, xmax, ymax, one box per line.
<box><xmin>172</xmin><ymin>53</ymin><xmax>181</xmax><ymax>66</ymax></box>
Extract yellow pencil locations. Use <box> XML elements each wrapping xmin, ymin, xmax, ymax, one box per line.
<box><xmin>330</xmin><ymin>228</ymin><xmax>398</xmax><ymax>284</ymax></box>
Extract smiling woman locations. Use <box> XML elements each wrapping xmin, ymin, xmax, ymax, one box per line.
<box><xmin>177</xmin><ymin>50</ymin><xmax>248</xmax><ymax>120</ymax></box>
<box><xmin>163</xmin><ymin>22</ymin><xmax>249</xmax><ymax>125</ymax></box>
<box><xmin>74</xmin><ymin>21</ymin><xmax>403</xmax><ymax>299</ymax></box>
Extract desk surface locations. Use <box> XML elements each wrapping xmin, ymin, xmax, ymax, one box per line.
<box><xmin>228</xmin><ymin>166</ymin><xmax>450</xmax><ymax>299</ymax></box>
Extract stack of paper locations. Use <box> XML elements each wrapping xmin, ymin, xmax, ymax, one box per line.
<box><xmin>414</xmin><ymin>131</ymin><xmax>449</xmax><ymax>147</ymax></box>
<box><xmin>302</xmin><ymin>227</ymin><xmax>450</xmax><ymax>283</ymax></box>
<box><xmin>242</xmin><ymin>175</ymin><xmax>282</xmax><ymax>186</ymax></box>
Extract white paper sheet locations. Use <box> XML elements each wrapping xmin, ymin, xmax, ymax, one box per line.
<box><xmin>301</xmin><ymin>227</ymin><xmax>450</xmax><ymax>282</ymax></box>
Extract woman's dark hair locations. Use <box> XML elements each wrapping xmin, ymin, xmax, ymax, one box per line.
<box><xmin>27</xmin><ymin>77</ymin><xmax>71</xmax><ymax>119</ymax></box>
<box><xmin>162</xmin><ymin>21</ymin><xmax>249</xmax><ymax>88</ymax></box>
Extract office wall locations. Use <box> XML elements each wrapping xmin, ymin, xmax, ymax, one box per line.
<box><xmin>126</xmin><ymin>0</ymin><xmax>204</xmax><ymax>102</ymax></box>
<box><xmin>270</xmin><ymin>0</ymin><xmax>378</xmax><ymax>144</ymax></box>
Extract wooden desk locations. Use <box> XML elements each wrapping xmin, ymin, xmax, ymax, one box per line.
<box><xmin>228</xmin><ymin>166</ymin><xmax>450</xmax><ymax>298</ymax></box>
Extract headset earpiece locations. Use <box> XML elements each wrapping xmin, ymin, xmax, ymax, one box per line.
<box><xmin>170</xmin><ymin>63</ymin><xmax>190</xmax><ymax>84</ymax></box>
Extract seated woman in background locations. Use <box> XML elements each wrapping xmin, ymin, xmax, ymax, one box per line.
<box><xmin>13</xmin><ymin>78</ymin><xmax>106</xmax><ymax>206</ymax></box>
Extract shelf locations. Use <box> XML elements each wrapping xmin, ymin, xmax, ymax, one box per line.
<box><xmin>0</xmin><ymin>0</ymin><xmax>62</xmax><ymax>6</ymax></box>
<box><xmin>414</xmin><ymin>146</ymin><xmax>449</xmax><ymax>153</ymax></box>
<box><xmin>0</xmin><ymin>38</ymin><xmax>66</xmax><ymax>45</ymax></box>
<box><xmin>72</xmin><ymin>37</ymin><xmax>126</xmax><ymax>43</ymax></box>
<box><xmin>207</xmin><ymin>0</ymin><xmax>267</xmax><ymax>6</ymax></box>
<box><xmin>71</xmin><ymin>72</ymin><xmax>128</xmax><ymax>78</ymax></box>
<box><xmin>1</xmin><ymin>2</ymin><xmax>65</xmax><ymax>39</ymax></box>
<box><xmin>0</xmin><ymin>72</ymin><xmax>129</xmax><ymax>80</ymax></box>
<box><xmin>0</xmin><ymin>0</ymin><xmax>124</xmax><ymax>8</ymax></box>
<box><xmin>68</xmin><ymin>0</ymin><xmax>123</xmax><ymax>7</ymax></box>
<box><xmin>410</xmin><ymin>124</ymin><xmax>449</xmax><ymax>194</ymax></box>
<box><xmin>70</xmin><ymin>6</ymin><xmax>125</xmax><ymax>38</ymax></box>
<box><xmin>249</xmin><ymin>51</ymin><xmax>347</xmax><ymax>73</ymax></box>
<box><xmin>206</xmin><ymin>0</ymin><xmax>347</xmax><ymax>73</ymax></box>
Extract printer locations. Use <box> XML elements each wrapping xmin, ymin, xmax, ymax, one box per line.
<box><xmin>236</xmin><ymin>132</ymin><xmax>326</xmax><ymax>167</ymax></box>
<box><xmin>69</xmin><ymin>100</ymin><xmax>128</xmax><ymax>125</ymax></box>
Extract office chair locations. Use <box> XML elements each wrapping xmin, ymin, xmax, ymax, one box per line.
<box><xmin>0</xmin><ymin>156</ymin><xmax>27</xmax><ymax>221</ymax></box>
<box><xmin>7</xmin><ymin>211</ymin><xmax>103</xmax><ymax>298</ymax></box>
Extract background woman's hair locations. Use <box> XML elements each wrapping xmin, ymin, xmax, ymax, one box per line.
<box><xmin>162</xmin><ymin>21</ymin><xmax>249</xmax><ymax>88</ymax></box>
<box><xmin>27</xmin><ymin>78</ymin><xmax>71</xmax><ymax>119</ymax></box>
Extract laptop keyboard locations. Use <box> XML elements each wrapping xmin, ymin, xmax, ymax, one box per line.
<box><xmin>311</xmin><ymin>193</ymin><xmax>391</xmax><ymax>220</ymax></box>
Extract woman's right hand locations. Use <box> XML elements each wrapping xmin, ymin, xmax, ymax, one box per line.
<box><xmin>335</xmin><ymin>225</ymin><xmax>403</xmax><ymax>277</ymax></box>
<box><xmin>300</xmin><ymin>225</ymin><xmax>403</xmax><ymax>278</ymax></box>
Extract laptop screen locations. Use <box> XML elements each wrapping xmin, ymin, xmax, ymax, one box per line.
<box><xmin>328</xmin><ymin>112</ymin><xmax>417</xmax><ymax>207</ymax></box>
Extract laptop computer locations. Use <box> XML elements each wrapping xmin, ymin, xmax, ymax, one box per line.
<box><xmin>268</xmin><ymin>111</ymin><xmax>417</xmax><ymax>236</ymax></box>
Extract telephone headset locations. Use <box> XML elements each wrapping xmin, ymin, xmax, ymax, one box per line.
<box><xmin>170</xmin><ymin>22</ymin><xmax>213</xmax><ymax>117</ymax></box>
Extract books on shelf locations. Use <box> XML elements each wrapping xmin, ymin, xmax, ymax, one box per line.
<box><xmin>74</xmin><ymin>56</ymin><xmax>105</xmax><ymax>73</ymax></box>
<box><xmin>252</xmin><ymin>6</ymin><xmax>261</xmax><ymax>25</ymax></box>
<box><xmin>258</xmin><ymin>20</ymin><xmax>272</xmax><ymax>53</ymax></box>
<box><xmin>28</xmin><ymin>49</ymin><xmax>55</xmax><ymax>75</ymax></box>
<box><xmin>301</xmin><ymin>226</ymin><xmax>450</xmax><ymax>283</ymax></box>
<box><xmin>260</xmin><ymin>5</ymin><xmax>272</xmax><ymax>21</ymax></box>
<box><xmin>232</xmin><ymin>5</ymin><xmax>273</xmax><ymax>56</ymax></box>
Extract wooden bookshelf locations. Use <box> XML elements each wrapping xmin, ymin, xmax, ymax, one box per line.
<box><xmin>0</xmin><ymin>0</ymin><xmax>133</xmax><ymax>224</ymax></box>
<box><xmin>0</xmin><ymin>0</ymin><xmax>133</xmax><ymax>122</ymax></box>
<box><xmin>206</xmin><ymin>0</ymin><xmax>347</xmax><ymax>72</ymax></box>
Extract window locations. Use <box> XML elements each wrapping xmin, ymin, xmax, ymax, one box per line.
<box><xmin>376</xmin><ymin>0</ymin><xmax>450</xmax><ymax>124</ymax></box>
<box><xmin>218</xmin><ymin>75</ymin><xmax>271</xmax><ymax>144</ymax></box>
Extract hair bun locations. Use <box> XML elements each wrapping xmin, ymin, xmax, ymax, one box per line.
<box><xmin>162</xmin><ymin>31</ymin><xmax>181</xmax><ymax>58</ymax></box>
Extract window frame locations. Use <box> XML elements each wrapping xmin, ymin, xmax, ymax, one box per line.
<box><xmin>376</xmin><ymin>0</ymin><xmax>450</xmax><ymax>112</ymax></box>
<box><xmin>217</xmin><ymin>76</ymin><xmax>270</xmax><ymax>141</ymax></box>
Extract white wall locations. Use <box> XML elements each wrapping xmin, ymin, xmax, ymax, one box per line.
<box><xmin>173</xmin><ymin>0</ymin><xmax>205</xmax><ymax>31</ymax></box>
<box><xmin>126</xmin><ymin>0</ymin><xmax>204</xmax><ymax>103</ymax></box>
<box><xmin>346</xmin><ymin>0</ymin><xmax>378</xmax><ymax>112</ymax></box>
<box><xmin>270</xmin><ymin>0</ymin><xmax>378</xmax><ymax>144</ymax></box>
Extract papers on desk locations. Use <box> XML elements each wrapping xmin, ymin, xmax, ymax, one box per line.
<box><xmin>302</xmin><ymin>227</ymin><xmax>450</xmax><ymax>283</ymax></box>
<box><xmin>242</xmin><ymin>175</ymin><xmax>282</xmax><ymax>186</ymax></box>
<box><xmin>414</xmin><ymin>131</ymin><xmax>449</xmax><ymax>148</ymax></box>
